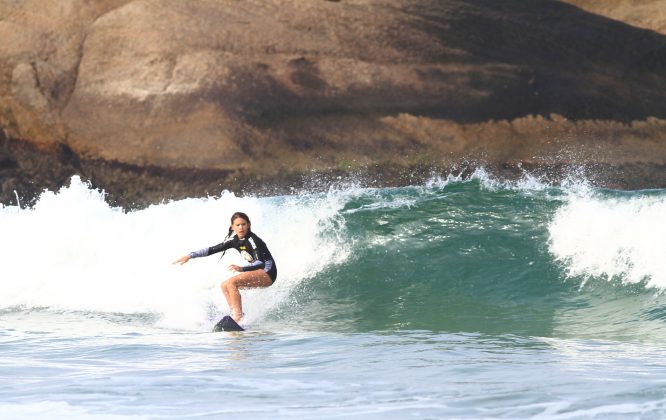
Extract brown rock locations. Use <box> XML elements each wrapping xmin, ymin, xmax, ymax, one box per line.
<box><xmin>1</xmin><ymin>0</ymin><xmax>666</xmax><ymax>207</ymax></box>
<box><xmin>563</xmin><ymin>0</ymin><xmax>666</xmax><ymax>35</ymax></box>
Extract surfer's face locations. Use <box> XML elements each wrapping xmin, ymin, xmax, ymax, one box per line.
<box><xmin>231</xmin><ymin>217</ymin><xmax>250</xmax><ymax>239</ymax></box>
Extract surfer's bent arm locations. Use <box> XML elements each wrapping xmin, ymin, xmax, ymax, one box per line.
<box><xmin>238</xmin><ymin>235</ymin><xmax>271</xmax><ymax>271</ymax></box>
<box><xmin>241</xmin><ymin>259</ymin><xmax>266</xmax><ymax>271</ymax></box>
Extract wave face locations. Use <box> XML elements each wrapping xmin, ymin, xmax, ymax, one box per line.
<box><xmin>2</xmin><ymin>174</ymin><xmax>666</xmax><ymax>340</ymax></box>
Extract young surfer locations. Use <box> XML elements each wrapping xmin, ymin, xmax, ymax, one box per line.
<box><xmin>173</xmin><ymin>212</ymin><xmax>277</xmax><ymax>323</ymax></box>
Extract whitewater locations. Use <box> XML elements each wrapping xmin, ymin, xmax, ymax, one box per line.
<box><xmin>2</xmin><ymin>171</ymin><xmax>666</xmax><ymax>419</ymax></box>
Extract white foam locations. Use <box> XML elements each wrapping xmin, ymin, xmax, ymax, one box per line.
<box><xmin>548</xmin><ymin>190</ymin><xmax>666</xmax><ymax>288</ymax></box>
<box><xmin>0</xmin><ymin>401</ymin><xmax>133</xmax><ymax>420</ymax></box>
<box><xmin>0</xmin><ymin>177</ymin><xmax>352</xmax><ymax>330</ymax></box>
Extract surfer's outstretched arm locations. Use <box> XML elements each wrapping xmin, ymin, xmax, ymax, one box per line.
<box><xmin>173</xmin><ymin>255</ymin><xmax>191</xmax><ymax>265</ymax></box>
<box><xmin>173</xmin><ymin>246</ymin><xmax>217</xmax><ymax>265</ymax></box>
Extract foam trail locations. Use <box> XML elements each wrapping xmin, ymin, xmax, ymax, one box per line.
<box><xmin>0</xmin><ymin>177</ymin><xmax>352</xmax><ymax>330</ymax></box>
<box><xmin>548</xmin><ymin>191</ymin><xmax>666</xmax><ymax>288</ymax></box>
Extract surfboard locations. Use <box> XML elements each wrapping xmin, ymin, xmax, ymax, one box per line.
<box><xmin>213</xmin><ymin>315</ymin><xmax>244</xmax><ymax>332</ymax></box>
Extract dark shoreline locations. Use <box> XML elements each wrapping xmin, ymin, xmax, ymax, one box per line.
<box><xmin>2</xmin><ymin>130</ymin><xmax>665</xmax><ymax>211</ymax></box>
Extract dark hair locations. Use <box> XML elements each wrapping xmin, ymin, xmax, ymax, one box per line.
<box><xmin>231</xmin><ymin>212</ymin><xmax>251</xmax><ymax>225</ymax></box>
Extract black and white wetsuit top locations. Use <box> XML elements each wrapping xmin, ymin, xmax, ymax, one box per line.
<box><xmin>189</xmin><ymin>232</ymin><xmax>277</xmax><ymax>283</ymax></box>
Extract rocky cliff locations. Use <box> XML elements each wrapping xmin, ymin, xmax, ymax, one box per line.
<box><xmin>2</xmin><ymin>0</ymin><xmax>666</xmax><ymax>208</ymax></box>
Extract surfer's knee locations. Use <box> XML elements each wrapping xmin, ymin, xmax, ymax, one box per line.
<box><xmin>220</xmin><ymin>278</ymin><xmax>233</xmax><ymax>292</ymax></box>
<box><xmin>222</xmin><ymin>275</ymin><xmax>242</xmax><ymax>289</ymax></box>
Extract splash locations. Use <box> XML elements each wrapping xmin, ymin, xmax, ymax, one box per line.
<box><xmin>548</xmin><ymin>190</ymin><xmax>666</xmax><ymax>288</ymax></box>
<box><xmin>0</xmin><ymin>176</ymin><xmax>352</xmax><ymax>330</ymax></box>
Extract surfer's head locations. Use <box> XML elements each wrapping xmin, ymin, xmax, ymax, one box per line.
<box><xmin>230</xmin><ymin>212</ymin><xmax>251</xmax><ymax>239</ymax></box>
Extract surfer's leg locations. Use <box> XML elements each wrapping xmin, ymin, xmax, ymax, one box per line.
<box><xmin>221</xmin><ymin>285</ymin><xmax>232</xmax><ymax>312</ymax></box>
<box><xmin>221</xmin><ymin>270</ymin><xmax>273</xmax><ymax>322</ymax></box>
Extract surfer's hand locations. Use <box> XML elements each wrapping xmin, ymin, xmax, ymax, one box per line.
<box><xmin>229</xmin><ymin>264</ymin><xmax>241</xmax><ymax>272</ymax></box>
<box><xmin>173</xmin><ymin>255</ymin><xmax>190</xmax><ymax>265</ymax></box>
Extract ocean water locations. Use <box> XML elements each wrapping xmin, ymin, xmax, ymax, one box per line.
<box><xmin>1</xmin><ymin>171</ymin><xmax>666</xmax><ymax>419</ymax></box>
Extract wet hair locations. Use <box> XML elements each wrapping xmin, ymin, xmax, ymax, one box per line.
<box><xmin>225</xmin><ymin>212</ymin><xmax>251</xmax><ymax>239</ymax></box>
<box><xmin>231</xmin><ymin>212</ymin><xmax>251</xmax><ymax>225</ymax></box>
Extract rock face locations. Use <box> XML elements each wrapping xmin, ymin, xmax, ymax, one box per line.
<box><xmin>564</xmin><ymin>0</ymin><xmax>666</xmax><ymax>35</ymax></box>
<box><xmin>2</xmin><ymin>0</ymin><xmax>666</xmax><ymax>207</ymax></box>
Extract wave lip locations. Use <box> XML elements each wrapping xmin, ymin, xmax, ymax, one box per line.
<box><xmin>4</xmin><ymin>173</ymin><xmax>666</xmax><ymax>340</ymax></box>
<box><xmin>548</xmin><ymin>191</ymin><xmax>666</xmax><ymax>288</ymax></box>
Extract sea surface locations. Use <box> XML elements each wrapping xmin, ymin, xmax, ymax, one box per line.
<box><xmin>1</xmin><ymin>170</ymin><xmax>666</xmax><ymax>419</ymax></box>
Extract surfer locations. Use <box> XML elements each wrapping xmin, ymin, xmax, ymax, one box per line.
<box><xmin>173</xmin><ymin>212</ymin><xmax>277</xmax><ymax>323</ymax></box>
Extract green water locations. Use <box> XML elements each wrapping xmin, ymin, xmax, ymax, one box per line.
<box><xmin>3</xmin><ymin>175</ymin><xmax>666</xmax><ymax>418</ymax></box>
<box><xmin>284</xmin><ymin>180</ymin><xmax>666</xmax><ymax>341</ymax></box>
